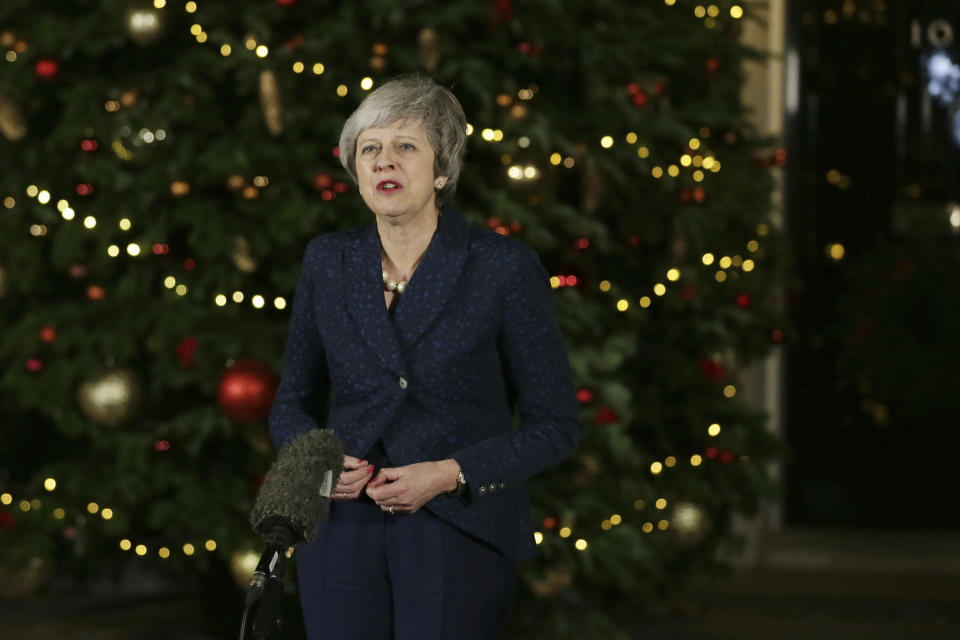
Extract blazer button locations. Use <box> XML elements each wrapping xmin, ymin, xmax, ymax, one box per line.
<box><xmin>398</xmin><ymin>377</ymin><xmax>408</xmax><ymax>390</ymax></box>
<box><xmin>499</xmin><ymin>482</ymin><xmax>505</xmax><ymax>489</ymax></box>
<box><xmin>488</xmin><ymin>483</ymin><xmax>496</xmax><ymax>492</ymax></box>
<box><xmin>478</xmin><ymin>486</ymin><xmax>487</xmax><ymax>495</ymax></box>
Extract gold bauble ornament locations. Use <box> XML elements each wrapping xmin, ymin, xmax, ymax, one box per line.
<box><xmin>671</xmin><ymin>501</ymin><xmax>711</xmax><ymax>548</ymax></box>
<box><xmin>120</xmin><ymin>88</ymin><xmax>140</xmax><ymax>108</ymax></box>
<box><xmin>417</xmin><ymin>28</ymin><xmax>440</xmax><ymax>71</ymax></box>
<box><xmin>77</xmin><ymin>367</ymin><xmax>142</xmax><ymax>426</ymax></box>
<box><xmin>258</xmin><ymin>70</ymin><xmax>283</xmax><ymax>136</ymax></box>
<box><xmin>230</xmin><ymin>549</ymin><xmax>261</xmax><ymax>589</ymax></box>
<box><xmin>226</xmin><ymin>174</ymin><xmax>246</xmax><ymax>191</ymax></box>
<box><xmin>232</xmin><ymin>236</ymin><xmax>257</xmax><ymax>273</ymax></box>
<box><xmin>125</xmin><ymin>6</ymin><xmax>165</xmax><ymax>46</ymax></box>
<box><xmin>0</xmin><ymin>94</ymin><xmax>27</xmax><ymax>142</ymax></box>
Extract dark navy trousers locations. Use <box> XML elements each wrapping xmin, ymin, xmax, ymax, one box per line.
<box><xmin>294</xmin><ymin>468</ymin><xmax>518</xmax><ymax>639</ymax></box>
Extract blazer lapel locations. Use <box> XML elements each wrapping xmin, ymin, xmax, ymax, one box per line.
<box><xmin>343</xmin><ymin>223</ymin><xmax>405</xmax><ymax>376</ymax></box>
<box><xmin>393</xmin><ymin>203</ymin><xmax>470</xmax><ymax>347</ymax></box>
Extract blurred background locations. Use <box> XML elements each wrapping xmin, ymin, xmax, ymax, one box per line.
<box><xmin>1</xmin><ymin>0</ymin><xmax>958</xmax><ymax>638</ymax></box>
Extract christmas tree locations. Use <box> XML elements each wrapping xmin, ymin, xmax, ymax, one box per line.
<box><xmin>0</xmin><ymin>1</ymin><xmax>783</xmax><ymax>636</ymax></box>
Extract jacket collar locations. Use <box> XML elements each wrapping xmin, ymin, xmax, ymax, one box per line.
<box><xmin>343</xmin><ymin>203</ymin><xmax>470</xmax><ymax>376</ymax></box>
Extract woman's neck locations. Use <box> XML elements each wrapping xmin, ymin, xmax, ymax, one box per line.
<box><xmin>376</xmin><ymin>206</ymin><xmax>439</xmax><ymax>280</ymax></box>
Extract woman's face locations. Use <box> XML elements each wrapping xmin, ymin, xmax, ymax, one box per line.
<box><xmin>355</xmin><ymin>119</ymin><xmax>443</xmax><ymax>223</ymax></box>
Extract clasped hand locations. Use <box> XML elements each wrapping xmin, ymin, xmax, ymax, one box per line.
<box><xmin>332</xmin><ymin>456</ymin><xmax>458</xmax><ymax>514</ymax></box>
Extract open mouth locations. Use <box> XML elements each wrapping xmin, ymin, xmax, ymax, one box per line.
<box><xmin>377</xmin><ymin>180</ymin><xmax>403</xmax><ymax>192</ymax></box>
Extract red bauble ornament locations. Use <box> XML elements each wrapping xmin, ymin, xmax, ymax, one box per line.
<box><xmin>284</xmin><ymin>34</ymin><xmax>304</xmax><ymax>50</ymax></box>
<box><xmin>632</xmin><ymin>91</ymin><xmax>648</xmax><ymax>108</ymax></box>
<box><xmin>39</xmin><ymin>326</ymin><xmax>57</xmax><ymax>343</ymax></box>
<box><xmin>771</xmin><ymin>329</ymin><xmax>784</xmax><ymax>343</ymax></box>
<box><xmin>681</xmin><ymin>285</ymin><xmax>698</xmax><ymax>301</ymax></box>
<box><xmin>593</xmin><ymin>406</ymin><xmax>619</xmax><ymax>425</ymax></box>
<box><xmin>35</xmin><ymin>58</ymin><xmax>59</xmax><ymax>79</ymax></box>
<box><xmin>275</xmin><ymin>0</ymin><xmax>297</xmax><ymax>5</ymax></box>
<box><xmin>735</xmin><ymin>293</ymin><xmax>751</xmax><ymax>309</ymax></box>
<box><xmin>576</xmin><ymin>389</ymin><xmax>595</xmax><ymax>403</ymax></box>
<box><xmin>719</xmin><ymin>450</ymin><xmax>734</xmax><ymax>464</ymax></box>
<box><xmin>0</xmin><ymin>511</ymin><xmax>15</xmax><ymax>530</ymax></box>
<box><xmin>492</xmin><ymin>0</ymin><xmax>514</xmax><ymax>23</ymax></box>
<box><xmin>705</xmin><ymin>446</ymin><xmax>719</xmax><ymax>459</ymax></box>
<box><xmin>314</xmin><ymin>173</ymin><xmax>332</xmax><ymax>189</ymax></box>
<box><xmin>175</xmin><ymin>336</ymin><xmax>198</xmax><ymax>369</ymax></box>
<box><xmin>217</xmin><ymin>358</ymin><xmax>280</xmax><ymax>423</ymax></box>
<box><xmin>26</xmin><ymin>358</ymin><xmax>44</xmax><ymax>372</ymax></box>
<box><xmin>698</xmin><ymin>359</ymin><xmax>725</xmax><ymax>381</ymax></box>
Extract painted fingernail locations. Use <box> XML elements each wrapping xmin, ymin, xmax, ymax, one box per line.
<box><xmin>366</xmin><ymin>465</ymin><xmax>375</xmax><ymax>474</ymax></box>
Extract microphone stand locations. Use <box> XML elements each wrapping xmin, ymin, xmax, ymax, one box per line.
<box><xmin>250</xmin><ymin>573</ymin><xmax>286</xmax><ymax>639</ymax></box>
<box><xmin>239</xmin><ymin>522</ymin><xmax>297</xmax><ymax>640</ymax></box>
<box><xmin>239</xmin><ymin>565</ymin><xmax>290</xmax><ymax>640</ymax></box>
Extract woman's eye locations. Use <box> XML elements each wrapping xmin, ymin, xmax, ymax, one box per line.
<box><xmin>400</xmin><ymin>143</ymin><xmax>415</xmax><ymax>150</ymax></box>
<box><xmin>361</xmin><ymin>144</ymin><xmax>377</xmax><ymax>153</ymax></box>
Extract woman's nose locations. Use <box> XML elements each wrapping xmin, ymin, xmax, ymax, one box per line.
<box><xmin>376</xmin><ymin>150</ymin><xmax>395</xmax><ymax>171</ymax></box>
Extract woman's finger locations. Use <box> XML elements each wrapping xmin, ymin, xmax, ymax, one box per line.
<box><xmin>342</xmin><ymin>456</ymin><xmax>368</xmax><ymax>470</ymax></box>
<box><xmin>338</xmin><ymin>464</ymin><xmax>374</xmax><ymax>485</ymax></box>
<box><xmin>338</xmin><ymin>474</ymin><xmax>373</xmax><ymax>494</ymax></box>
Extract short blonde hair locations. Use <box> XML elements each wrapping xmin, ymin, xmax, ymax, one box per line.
<box><xmin>338</xmin><ymin>74</ymin><xmax>467</xmax><ymax>195</ymax></box>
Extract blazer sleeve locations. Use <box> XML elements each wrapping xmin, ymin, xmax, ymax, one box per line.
<box><xmin>452</xmin><ymin>243</ymin><xmax>581</xmax><ymax>502</ymax></box>
<box><xmin>268</xmin><ymin>237</ymin><xmax>330</xmax><ymax>449</ymax></box>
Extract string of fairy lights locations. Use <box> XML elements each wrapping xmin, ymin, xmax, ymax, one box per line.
<box><xmin>1</xmin><ymin>485</ymin><xmax>220</xmax><ymax>561</ymax></box>
<box><xmin>2</xmin><ymin>0</ymin><xmax>778</xmax><ymax>562</ymax></box>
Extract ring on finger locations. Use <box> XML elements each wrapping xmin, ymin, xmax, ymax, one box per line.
<box><xmin>389</xmin><ymin>505</ymin><xmax>395</xmax><ymax>515</ymax></box>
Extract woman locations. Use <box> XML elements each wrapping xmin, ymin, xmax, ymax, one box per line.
<box><xmin>268</xmin><ymin>75</ymin><xmax>580</xmax><ymax>640</ymax></box>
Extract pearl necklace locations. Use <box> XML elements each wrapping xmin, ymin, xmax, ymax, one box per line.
<box><xmin>382</xmin><ymin>270</ymin><xmax>407</xmax><ymax>294</ymax></box>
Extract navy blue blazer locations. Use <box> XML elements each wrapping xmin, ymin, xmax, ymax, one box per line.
<box><xmin>267</xmin><ymin>203</ymin><xmax>580</xmax><ymax>559</ymax></box>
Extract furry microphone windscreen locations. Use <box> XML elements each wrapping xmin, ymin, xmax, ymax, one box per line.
<box><xmin>249</xmin><ymin>429</ymin><xmax>344</xmax><ymax>544</ymax></box>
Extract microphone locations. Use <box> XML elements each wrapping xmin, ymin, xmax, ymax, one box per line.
<box><xmin>246</xmin><ymin>429</ymin><xmax>344</xmax><ymax>607</ymax></box>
